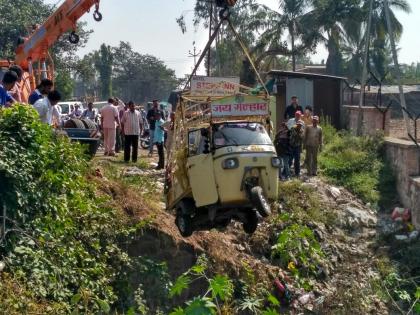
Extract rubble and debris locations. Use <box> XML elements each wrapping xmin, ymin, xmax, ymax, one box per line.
<box><xmin>391</xmin><ymin>207</ymin><xmax>411</xmax><ymax>222</ymax></box>
<box><xmin>343</xmin><ymin>206</ymin><xmax>377</xmax><ymax>228</ymax></box>
<box><xmin>327</xmin><ymin>187</ymin><xmax>341</xmax><ymax>199</ymax></box>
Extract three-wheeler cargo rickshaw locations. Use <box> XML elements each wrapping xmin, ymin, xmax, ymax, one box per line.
<box><xmin>165</xmin><ymin>92</ymin><xmax>279</xmax><ymax>237</ymax></box>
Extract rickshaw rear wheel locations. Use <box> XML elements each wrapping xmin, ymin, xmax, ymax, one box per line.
<box><xmin>243</xmin><ymin>211</ymin><xmax>258</xmax><ymax>234</ymax></box>
<box><xmin>176</xmin><ymin>213</ymin><xmax>193</xmax><ymax>237</ymax></box>
<box><xmin>250</xmin><ymin>186</ymin><xmax>271</xmax><ymax>217</ymax></box>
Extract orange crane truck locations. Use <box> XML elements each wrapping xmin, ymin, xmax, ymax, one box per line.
<box><xmin>0</xmin><ymin>0</ymin><xmax>103</xmax><ymax>103</ymax></box>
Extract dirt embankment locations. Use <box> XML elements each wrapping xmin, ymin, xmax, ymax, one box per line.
<box><xmin>93</xmin><ymin>156</ymin><xmax>412</xmax><ymax>314</ymax></box>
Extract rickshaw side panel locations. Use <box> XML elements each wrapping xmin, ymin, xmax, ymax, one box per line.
<box><xmin>187</xmin><ymin>154</ymin><xmax>219</xmax><ymax>207</ymax></box>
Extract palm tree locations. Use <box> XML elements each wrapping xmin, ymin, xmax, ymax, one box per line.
<box><xmin>367</xmin><ymin>0</ymin><xmax>411</xmax><ymax>79</ymax></box>
<box><xmin>253</xmin><ymin>0</ymin><xmax>319</xmax><ymax>72</ymax></box>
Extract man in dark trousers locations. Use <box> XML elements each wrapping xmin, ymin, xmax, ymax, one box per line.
<box><xmin>289</xmin><ymin>121</ymin><xmax>305</xmax><ymax>177</ymax></box>
<box><xmin>284</xmin><ymin>96</ymin><xmax>303</xmax><ymax>120</ymax></box>
<box><xmin>121</xmin><ymin>101</ymin><xmax>143</xmax><ymax>163</ymax></box>
<box><xmin>146</xmin><ymin>99</ymin><xmax>165</xmax><ymax>157</ymax></box>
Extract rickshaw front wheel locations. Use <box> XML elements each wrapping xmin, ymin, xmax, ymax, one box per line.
<box><xmin>176</xmin><ymin>213</ymin><xmax>193</xmax><ymax>237</ymax></box>
<box><xmin>243</xmin><ymin>211</ymin><xmax>258</xmax><ymax>234</ymax></box>
<box><xmin>250</xmin><ymin>186</ymin><xmax>271</xmax><ymax>218</ymax></box>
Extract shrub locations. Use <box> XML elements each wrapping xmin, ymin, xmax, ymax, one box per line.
<box><xmin>318</xmin><ymin>125</ymin><xmax>396</xmax><ymax>207</ymax></box>
<box><xmin>0</xmin><ymin>105</ymin><xmax>136</xmax><ymax>312</ymax></box>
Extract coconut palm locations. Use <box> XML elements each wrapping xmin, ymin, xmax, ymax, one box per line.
<box><xmin>367</xmin><ymin>0</ymin><xmax>411</xmax><ymax>79</ymax></box>
<box><xmin>253</xmin><ymin>0</ymin><xmax>319</xmax><ymax>72</ymax></box>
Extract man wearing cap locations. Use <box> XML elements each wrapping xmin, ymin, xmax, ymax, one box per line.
<box><xmin>287</xmin><ymin>110</ymin><xmax>305</xmax><ymax>130</ymax></box>
<box><xmin>289</xmin><ymin>120</ymin><xmax>305</xmax><ymax>177</ymax></box>
<box><xmin>304</xmin><ymin>116</ymin><xmax>323</xmax><ymax>176</ymax></box>
<box><xmin>284</xmin><ymin>96</ymin><xmax>303</xmax><ymax>120</ymax></box>
<box><xmin>146</xmin><ymin>99</ymin><xmax>165</xmax><ymax>157</ymax></box>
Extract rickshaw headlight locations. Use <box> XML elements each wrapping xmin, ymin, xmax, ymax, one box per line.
<box><xmin>222</xmin><ymin>158</ymin><xmax>239</xmax><ymax>169</ymax></box>
<box><xmin>272</xmin><ymin>157</ymin><xmax>281</xmax><ymax>168</ymax></box>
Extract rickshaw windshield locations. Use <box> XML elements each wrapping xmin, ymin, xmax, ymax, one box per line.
<box><xmin>213</xmin><ymin>123</ymin><xmax>271</xmax><ymax>148</ymax></box>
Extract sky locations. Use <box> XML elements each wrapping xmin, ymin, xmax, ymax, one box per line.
<box><xmin>44</xmin><ymin>0</ymin><xmax>420</xmax><ymax>77</ymax></box>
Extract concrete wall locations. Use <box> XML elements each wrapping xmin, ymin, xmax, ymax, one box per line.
<box><xmin>385</xmin><ymin>137</ymin><xmax>420</xmax><ymax>229</ymax></box>
<box><xmin>344</xmin><ymin>106</ymin><xmax>391</xmax><ymax>136</ymax></box>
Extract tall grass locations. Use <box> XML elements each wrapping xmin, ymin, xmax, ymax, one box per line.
<box><xmin>319</xmin><ymin>124</ymin><xmax>396</xmax><ymax>208</ymax></box>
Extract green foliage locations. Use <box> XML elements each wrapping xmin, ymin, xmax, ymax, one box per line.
<box><xmin>169</xmin><ymin>255</ymin><xmax>233</xmax><ymax>314</ymax></box>
<box><xmin>0</xmin><ymin>105</ymin><xmax>136</xmax><ymax>312</ymax></box>
<box><xmin>319</xmin><ymin>125</ymin><xmax>396</xmax><ymax>207</ymax></box>
<box><xmin>278</xmin><ymin>179</ymin><xmax>336</xmax><ymax>226</ymax></box>
<box><xmin>54</xmin><ymin>69</ymin><xmax>75</xmax><ymax>100</ymax></box>
<box><xmin>271</xmin><ymin>224</ymin><xmax>324</xmax><ymax>277</ymax></box>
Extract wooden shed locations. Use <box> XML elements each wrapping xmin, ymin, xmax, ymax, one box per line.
<box><xmin>268</xmin><ymin>70</ymin><xmax>347</xmax><ymax>130</ymax></box>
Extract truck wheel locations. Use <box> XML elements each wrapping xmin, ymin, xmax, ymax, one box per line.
<box><xmin>64</xmin><ymin>119</ymin><xmax>85</xmax><ymax>129</ymax></box>
<box><xmin>176</xmin><ymin>213</ymin><xmax>193</xmax><ymax>237</ymax></box>
<box><xmin>81</xmin><ymin>119</ymin><xmax>97</xmax><ymax>130</ymax></box>
<box><xmin>250</xmin><ymin>186</ymin><xmax>271</xmax><ymax>218</ymax></box>
<box><xmin>243</xmin><ymin>211</ymin><xmax>258</xmax><ymax>234</ymax></box>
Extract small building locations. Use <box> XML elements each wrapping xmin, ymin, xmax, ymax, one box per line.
<box><xmin>268</xmin><ymin>70</ymin><xmax>347</xmax><ymax>130</ymax></box>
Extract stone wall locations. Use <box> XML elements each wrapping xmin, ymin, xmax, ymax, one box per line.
<box><xmin>385</xmin><ymin>137</ymin><xmax>420</xmax><ymax>229</ymax></box>
<box><xmin>343</xmin><ymin>106</ymin><xmax>391</xmax><ymax>136</ymax></box>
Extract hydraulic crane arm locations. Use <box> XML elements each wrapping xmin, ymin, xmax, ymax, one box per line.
<box><xmin>15</xmin><ymin>0</ymin><xmax>102</xmax><ymax>69</ymax></box>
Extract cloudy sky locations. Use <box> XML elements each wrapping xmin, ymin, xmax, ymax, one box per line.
<box><xmin>44</xmin><ymin>0</ymin><xmax>419</xmax><ymax>77</ymax></box>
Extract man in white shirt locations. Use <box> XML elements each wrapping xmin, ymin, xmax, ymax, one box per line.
<box><xmin>121</xmin><ymin>101</ymin><xmax>143</xmax><ymax>163</ymax></box>
<box><xmin>100</xmin><ymin>98</ymin><xmax>120</xmax><ymax>156</ymax></box>
<box><xmin>33</xmin><ymin>90</ymin><xmax>61</xmax><ymax>126</ymax></box>
<box><xmin>287</xmin><ymin>111</ymin><xmax>305</xmax><ymax>130</ymax></box>
<box><xmin>69</xmin><ymin>104</ymin><xmax>83</xmax><ymax>118</ymax></box>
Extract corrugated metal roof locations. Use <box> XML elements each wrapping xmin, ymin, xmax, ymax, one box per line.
<box><xmin>352</xmin><ymin>85</ymin><xmax>420</xmax><ymax>94</ymax></box>
<box><xmin>268</xmin><ymin>70</ymin><xmax>347</xmax><ymax>81</ymax></box>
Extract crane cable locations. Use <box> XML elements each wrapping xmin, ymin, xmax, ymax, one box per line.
<box><xmin>183</xmin><ymin>7</ymin><xmax>269</xmax><ymax>98</ymax></box>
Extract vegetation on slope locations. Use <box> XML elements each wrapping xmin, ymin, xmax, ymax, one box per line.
<box><xmin>319</xmin><ymin>124</ymin><xmax>396</xmax><ymax>208</ymax></box>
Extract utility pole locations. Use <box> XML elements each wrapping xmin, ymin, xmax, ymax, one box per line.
<box><xmin>357</xmin><ymin>0</ymin><xmax>373</xmax><ymax>136</ymax></box>
<box><xmin>208</xmin><ymin>2</ymin><xmax>213</xmax><ymax>76</ymax></box>
<box><xmin>188</xmin><ymin>41</ymin><xmax>201</xmax><ymax>68</ymax></box>
<box><xmin>384</xmin><ymin>0</ymin><xmax>411</xmax><ymax>137</ymax></box>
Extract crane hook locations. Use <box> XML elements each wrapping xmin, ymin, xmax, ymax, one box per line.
<box><xmin>69</xmin><ymin>31</ymin><xmax>80</xmax><ymax>44</ymax></box>
<box><xmin>93</xmin><ymin>1</ymin><xmax>102</xmax><ymax>22</ymax></box>
<box><xmin>93</xmin><ymin>10</ymin><xmax>102</xmax><ymax>22</ymax></box>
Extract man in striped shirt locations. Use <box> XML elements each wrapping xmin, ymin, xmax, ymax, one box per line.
<box><xmin>121</xmin><ymin>101</ymin><xmax>143</xmax><ymax>163</ymax></box>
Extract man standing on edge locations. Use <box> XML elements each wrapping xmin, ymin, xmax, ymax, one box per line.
<box><xmin>0</xmin><ymin>71</ymin><xmax>18</xmax><ymax>107</ymax></box>
<box><xmin>274</xmin><ymin>121</ymin><xmax>292</xmax><ymax>180</ymax></box>
<box><xmin>28</xmin><ymin>79</ymin><xmax>53</xmax><ymax>105</ymax></box>
<box><xmin>287</xmin><ymin>110</ymin><xmax>305</xmax><ymax>130</ymax></box>
<box><xmin>147</xmin><ymin>99</ymin><xmax>165</xmax><ymax>157</ymax></box>
<box><xmin>284</xmin><ymin>96</ymin><xmax>303</xmax><ymax>120</ymax></box>
<box><xmin>289</xmin><ymin>121</ymin><xmax>305</xmax><ymax>177</ymax></box>
<box><xmin>121</xmin><ymin>101</ymin><xmax>142</xmax><ymax>163</ymax></box>
<box><xmin>33</xmin><ymin>90</ymin><xmax>61</xmax><ymax>126</ymax></box>
<box><xmin>100</xmin><ymin>98</ymin><xmax>120</xmax><ymax>156</ymax></box>
<box><xmin>8</xmin><ymin>65</ymin><xmax>23</xmax><ymax>102</ymax></box>
<box><xmin>154</xmin><ymin>112</ymin><xmax>165</xmax><ymax>170</ymax></box>
<box><xmin>304</xmin><ymin>116</ymin><xmax>323</xmax><ymax>176</ymax></box>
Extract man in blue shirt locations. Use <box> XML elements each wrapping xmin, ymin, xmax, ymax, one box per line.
<box><xmin>0</xmin><ymin>71</ymin><xmax>18</xmax><ymax>107</ymax></box>
<box><xmin>154</xmin><ymin>111</ymin><xmax>165</xmax><ymax>170</ymax></box>
<box><xmin>28</xmin><ymin>79</ymin><xmax>53</xmax><ymax>105</ymax></box>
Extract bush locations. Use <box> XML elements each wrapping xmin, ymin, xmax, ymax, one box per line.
<box><xmin>0</xmin><ymin>105</ymin><xmax>135</xmax><ymax>313</ymax></box>
<box><xmin>318</xmin><ymin>125</ymin><xmax>396</xmax><ymax>207</ymax></box>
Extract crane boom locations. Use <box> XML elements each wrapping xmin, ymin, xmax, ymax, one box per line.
<box><xmin>15</xmin><ymin>0</ymin><xmax>101</xmax><ymax>69</ymax></box>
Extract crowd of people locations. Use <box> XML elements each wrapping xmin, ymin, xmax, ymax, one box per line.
<box><xmin>100</xmin><ymin>98</ymin><xmax>172</xmax><ymax>170</ymax></box>
<box><xmin>0</xmin><ymin>65</ymin><xmax>174</xmax><ymax>170</ymax></box>
<box><xmin>275</xmin><ymin>96</ymin><xmax>323</xmax><ymax>179</ymax></box>
<box><xmin>1</xmin><ymin>66</ymin><xmax>323</xmax><ymax>176</ymax></box>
